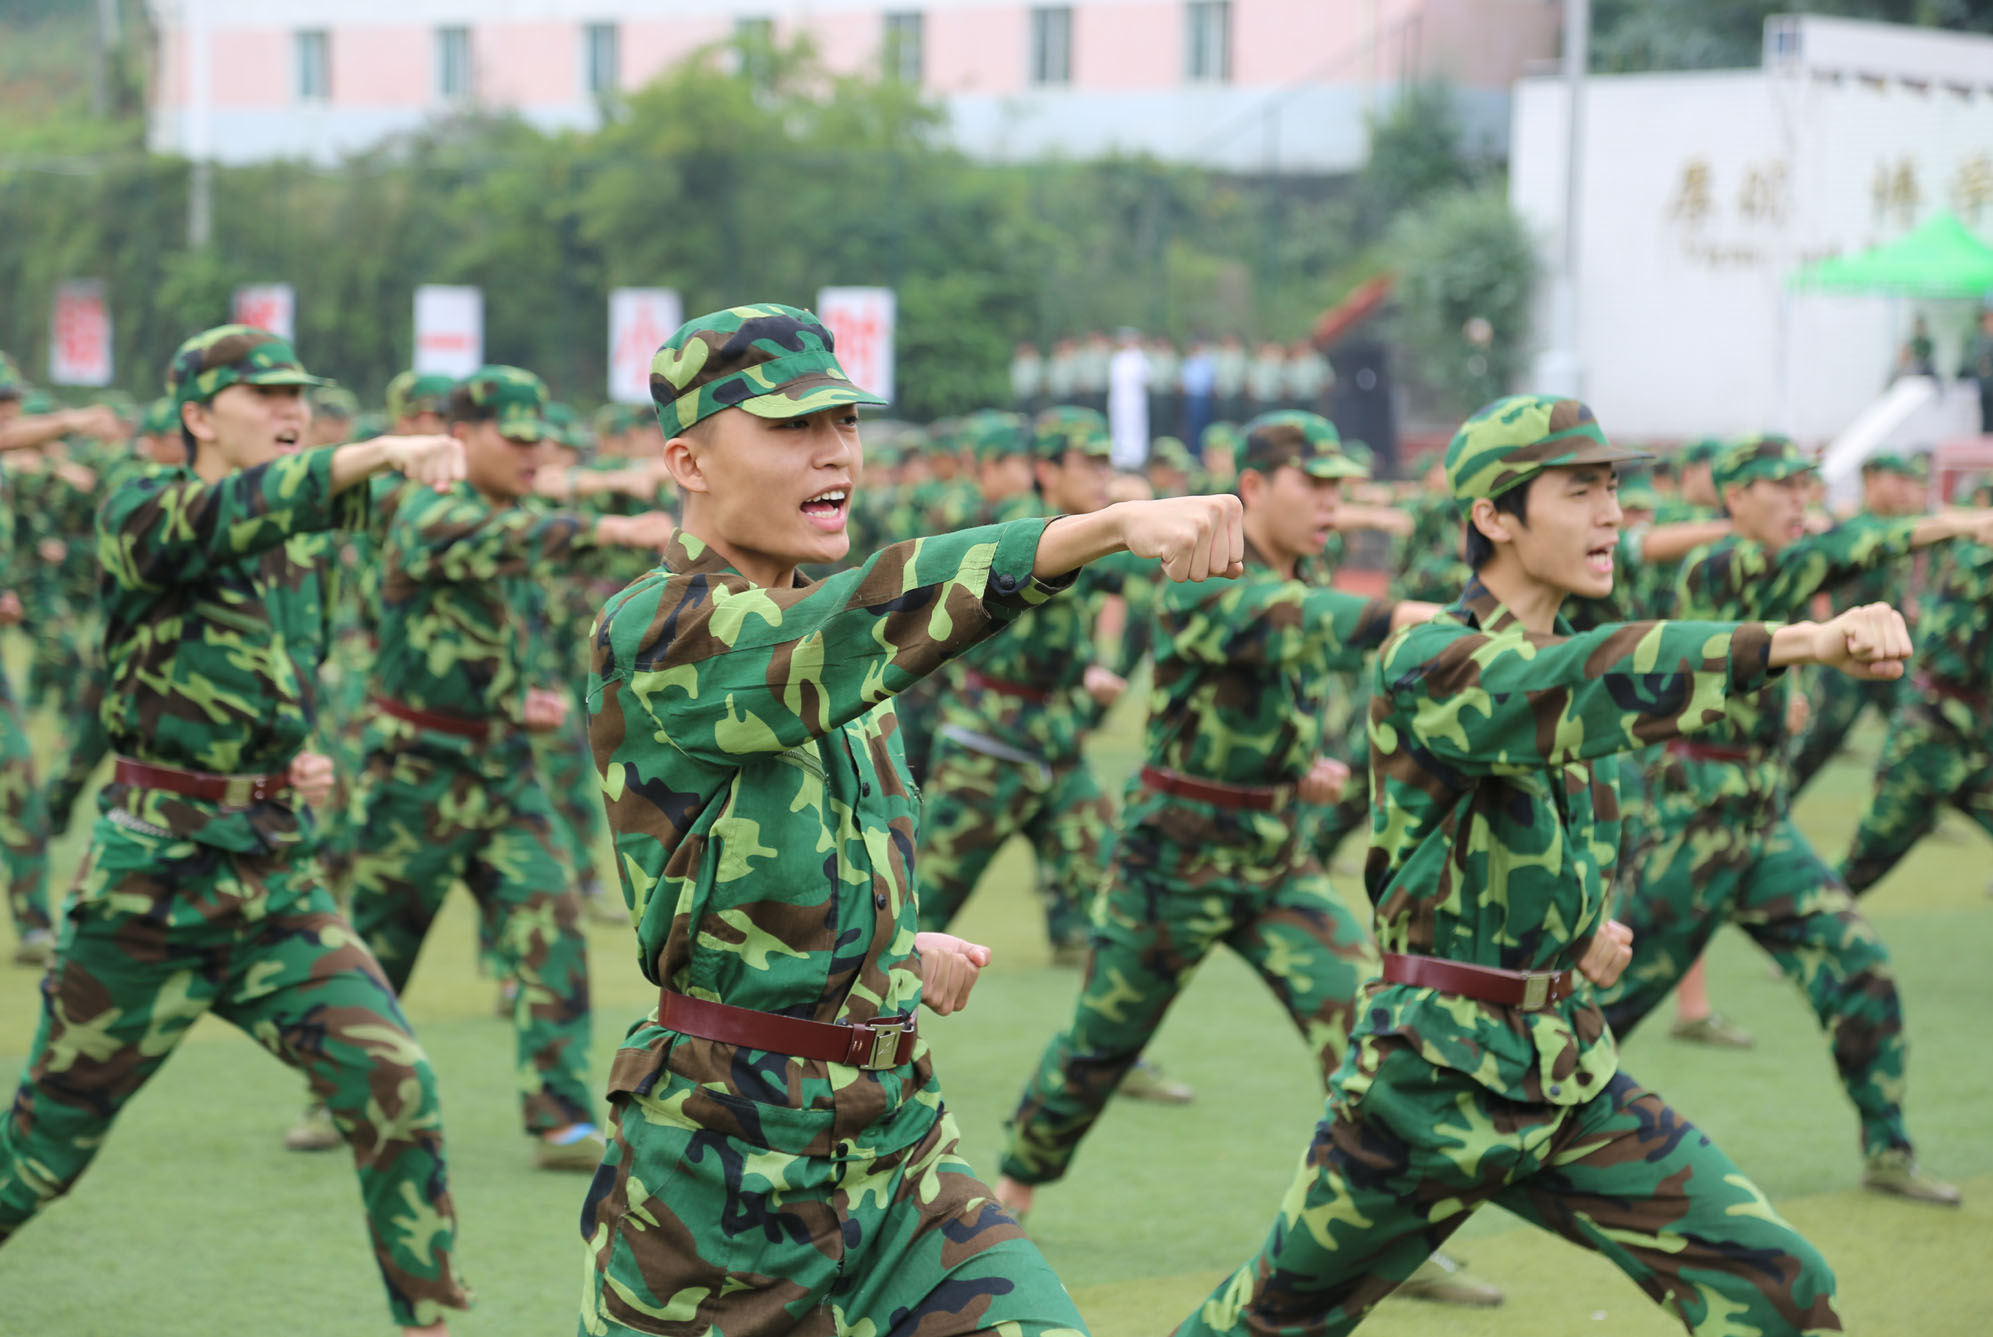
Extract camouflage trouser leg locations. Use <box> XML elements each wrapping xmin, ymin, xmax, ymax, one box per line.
<box><xmin>311</xmin><ymin>647</ymin><xmax>375</xmax><ymax>896</ymax></box>
<box><xmin>23</xmin><ymin>600</ymin><xmax>79</xmax><ymax>716</ymax></box>
<box><xmin>0</xmin><ymin>688</ymin><xmax>51</xmax><ymax>940</ymax></box>
<box><xmin>538</xmin><ymin>707</ymin><xmax>607</xmax><ymax>889</ymax></box>
<box><xmin>998</xmin><ymin>844</ymin><xmax>1376</xmax><ymax>1185</ymax></box>
<box><xmin>1608</xmin><ymin>803</ymin><xmax>1911</xmax><ymax>1156</ymax></box>
<box><xmin>348</xmin><ymin>745</ymin><xmax>595</xmax><ymax>1134</ymax></box>
<box><xmin>41</xmin><ymin>658</ymin><xmax>109</xmax><ymax>838</ymax></box>
<box><xmin>1788</xmin><ymin>671</ymin><xmax>1883</xmax><ymax>800</ymax></box>
<box><xmin>0</xmin><ymin>826</ymin><xmax>470</xmax><ymax>1327</ymax></box>
<box><xmin>1173</xmin><ymin>1042</ymin><xmax>1841</xmax><ymax>1337</ymax></box>
<box><xmin>914</xmin><ymin>738</ymin><xmax>1108</xmax><ymax>951</ymax></box>
<box><xmin>580</xmin><ymin>1100</ymin><xmax>1087</xmax><ymax>1337</ymax></box>
<box><xmin>1839</xmin><ymin>703</ymin><xmax>1993</xmax><ymax>896</ymax></box>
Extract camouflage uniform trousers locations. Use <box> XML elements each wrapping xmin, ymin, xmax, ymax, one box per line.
<box><xmin>999</xmin><ymin>801</ymin><xmax>1377</xmax><ymax>1186</ymax></box>
<box><xmin>0</xmin><ymin>681</ymin><xmax>51</xmax><ymax>940</ymax></box>
<box><xmin>1174</xmin><ymin>1037</ymin><xmax>1841</xmax><ymax>1336</ymax></box>
<box><xmin>1604</xmin><ymin>768</ymin><xmax>1911</xmax><ymax>1156</ymax></box>
<box><xmin>41</xmin><ymin>657</ymin><xmax>110</xmax><ymax>838</ymax></box>
<box><xmin>1839</xmin><ymin>697</ymin><xmax>1993</xmax><ymax>895</ymax></box>
<box><xmin>580</xmin><ymin>1097</ymin><xmax>1088</xmax><ymax>1337</ymax></box>
<box><xmin>347</xmin><ymin>734</ymin><xmax>596</xmax><ymax>1134</ymax></box>
<box><xmin>0</xmin><ymin>821</ymin><xmax>470</xmax><ymax>1327</ymax></box>
<box><xmin>538</xmin><ymin>697</ymin><xmax>608</xmax><ymax>893</ymax></box>
<box><xmin>1304</xmin><ymin>681</ymin><xmax>1373</xmax><ymax>874</ymax></box>
<box><xmin>912</xmin><ymin>734</ymin><xmax>1107</xmax><ymax>950</ymax></box>
<box><xmin>1788</xmin><ymin>671</ymin><xmax>1902</xmax><ymax>799</ymax></box>
<box><xmin>311</xmin><ymin>632</ymin><xmax>378</xmax><ymax>896</ymax></box>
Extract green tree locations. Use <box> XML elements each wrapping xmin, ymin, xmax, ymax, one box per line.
<box><xmin>1385</xmin><ymin>186</ymin><xmax>1537</xmax><ymax>416</ymax></box>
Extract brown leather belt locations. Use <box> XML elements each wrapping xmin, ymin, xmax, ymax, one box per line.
<box><xmin>1666</xmin><ymin>740</ymin><xmax>1756</xmax><ymax>765</ymax></box>
<box><xmin>1138</xmin><ymin>764</ymin><xmax>1288</xmax><ymax>812</ymax></box>
<box><xmin>1914</xmin><ymin>673</ymin><xmax>1989</xmax><ymax>713</ymax></box>
<box><xmin>375</xmin><ymin>696</ymin><xmax>497</xmax><ymax>741</ymax></box>
<box><xmin>963</xmin><ymin>669</ymin><xmax>1052</xmax><ymax>705</ymax></box>
<box><xmin>1381</xmin><ymin>953</ymin><xmax>1576</xmax><ymax>1011</ymax></box>
<box><xmin>112</xmin><ymin>757</ymin><xmax>288</xmax><ymax>807</ymax></box>
<box><xmin>658</xmin><ymin>991</ymin><xmax>918</xmax><ymax>1071</ymax></box>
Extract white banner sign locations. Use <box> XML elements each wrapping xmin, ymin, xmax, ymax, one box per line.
<box><xmin>232</xmin><ymin>283</ymin><xmax>296</xmax><ymax>341</ymax></box>
<box><xmin>413</xmin><ymin>285</ymin><xmax>483</xmax><ymax>377</ymax></box>
<box><xmin>608</xmin><ymin>288</ymin><xmax>683</xmax><ymax>405</ymax></box>
<box><xmin>815</xmin><ymin>287</ymin><xmax>895</xmax><ymax>406</ymax></box>
<box><xmin>49</xmin><ymin>280</ymin><xmax>113</xmax><ymax>387</ymax></box>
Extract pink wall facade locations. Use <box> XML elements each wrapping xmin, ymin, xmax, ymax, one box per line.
<box><xmin>206</xmin><ymin>29</ymin><xmax>290</xmax><ymax>108</ymax></box>
<box><xmin>621</xmin><ymin>17</ymin><xmax>739</xmax><ymax>91</ymax></box>
<box><xmin>1073</xmin><ymin>2</ymin><xmax>1180</xmax><ymax>91</ymax></box>
<box><xmin>926</xmin><ymin>6</ymin><xmax>1029</xmax><ymax>95</ymax></box>
<box><xmin>330</xmin><ymin>27</ymin><xmax>432</xmax><ymax>108</ymax></box>
<box><xmin>479</xmin><ymin>21</ymin><xmax>582</xmax><ymax>104</ymax></box>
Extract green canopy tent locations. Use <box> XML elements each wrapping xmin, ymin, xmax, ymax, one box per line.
<box><xmin>1790</xmin><ymin>210</ymin><xmax>1993</xmax><ymax>298</ymax></box>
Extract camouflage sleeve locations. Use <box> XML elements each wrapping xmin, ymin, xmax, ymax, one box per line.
<box><xmin>1162</xmin><ymin>571</ymin><xmax>1394</xmax><ymax>671</ymax></box>
<box><xmin>1677</xmin><ymin>517</ymin><xmax>1918</xmax><ymax>622</ymax></box>
<box><xmin>97</xmin><ymin>446</ymin><xmax>365</xmax><ymax>591</ymax></box>
<box><xmin>393</xmin><ymin>489</ymin><xmax>598</xmax><ymax>584</ymax></box>
<box><xmin>1373</xmin><ymin>617</ymin><xmax>1777</xmax><ymax>775</ymax></box>
<box><xmin>592</xmin><ymin>520</ymin><xmax>1064</xmax><ymax>770</ymax></box>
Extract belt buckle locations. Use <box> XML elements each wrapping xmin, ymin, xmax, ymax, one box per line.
<box><xmin>222</xmin><ymin>774</ymin><xmax>257</xmax><ymax>807</ymax></box>
<box><xmin>862</xmin><ymin>1016</ymin><xmax>912</xmax><ymax>1070</ymax></box>
<box><xmin>1521</xmin><ymin>973</ymin><xmax>1550</xmax><ymax>1011</ymax></box>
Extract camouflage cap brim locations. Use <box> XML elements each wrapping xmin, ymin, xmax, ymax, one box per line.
<box><xmin>733</xmin><ymin>372</ymin><xmax>886</xmax><ymax>422</ymax></box>
<box><xmin>242</xmin><ymin>367</ymin><xmax>333</xmax><ymax>390</ymax></box>
<box><xmin>1298</xmin><ymin>454</ymin><xmax>1370</xmax><ymax>481</ymax></box>
<box><xmin>495</xmin><ymin>412</ymin><xmax>548</xmax><ymax>443</ymax></box>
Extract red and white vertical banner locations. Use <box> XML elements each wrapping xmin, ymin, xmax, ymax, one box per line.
<box><xmin>232</xmin><ymin>283</ymin><xmax>296</xmax><ymax>340</ymax></box>
<box><xmin>49</xmin><ymin>280</ymin><xmax>113</xmax><ymax>386</ymax></box>
<box><xmin>815</xmin><ymin>287</ymin><xmax>895</xmax><ymax>406</ymax></box>
<box><xmin>413</xmin><ymin>285</ymin><xmax>483</xmax><ymax>377</ymax></box>
<box><xmin>608</xmin><ymin>288</ymin><xmax>683</xmax><ymax>404</ymax></box>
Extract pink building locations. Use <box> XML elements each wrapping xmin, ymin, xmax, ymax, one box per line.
<box><xmin>148</xmin><ymin>0</ymin><xmax>1559</xmax><ymax>171</ymax></box>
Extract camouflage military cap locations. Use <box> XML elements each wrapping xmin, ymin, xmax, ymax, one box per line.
<box><xmin>167</xmin><ymin>324</ymin><xmax>331</xmax><ymax>413</ymax></box>
<box><xmin>1713</xmin><ymin>434</ymin><xmax>1813</xmax><ymax>491</ymax></box>
<box><xmin>1147</xmin><ymin>435</ymin><xmax>1194</xmax><ymax>473</ymax></box>
<box><xmin>350</xmin><ymin>411</ymin><xmax>387</xmax><ymax>442</ymax></box>
<box><xmin>457</xmin><ymin>365</ymin><xmax>549</xmax><ymax>443</ymax></box>
<box><xmin>1239</xmin><ymin>410</ymin><xmax>1368</xmax><ymax>481</ymax></box>
<box><xmin>20</xmin><ymin>390</ymin><xmax>56</xmax><ymax>415</ymax></box>
<box><xmin>1200</xmin><ymin>421</ymin><xmax>1242</xmax><ymax>456</ymax></box>
<box><xmin>0</xmin><ymin>350</ymin><xmax>24</xmax><ymax>400</ymax></box>
<box><xmin>1445</xmin><ymin>395</ymin><xmax>1646</xmax><ymax>505</ymax></box>
<box><xmin>592</xmin><ymin>402</ymin><xmax>638</xmax><ymax>438</ymax></box>
<box><xmin>1341</xmin><ymin>438</ymin><xmax>1376</xmax><ymax>472</ymax></box>
<box><xmin>960</xmin><ymin>409</ymin><xmax>1026</xmax><ymax>463</ymax></box>
<box><xmin>311</xmin><ymin>384</ymin><xmax>360</xmax><ymax>420</ymax></box>
<box><xmin>385</xmin><ymin>370</ymin><xmax>456</xmax><ymax>422</ymax></box>
<box><xmin>1618</xmin><ymin>473</ymin><xmax>1663</xmax><ymax>512</ymax></box>
<box><xmin>138</xmin><ymin>396</ymin><xmax>178</xmax><ymax>436</ymax></box>
<box><xmin>649</xmin><ymin>303</ymin><xmax>884</xmax><ymax>435</ymax></box>
<box><xmin>543</xmin><ymin>401</ymin><xmax>594</xmax><ymax>453</ymax></box>
<box><xmin>1680</xmin><ymin>437</ymin><xmax>1728</xmax><ymax>468</ymax></box>
<box><xmin>1861</xmin><ymin>450</ymin><xmax>1924</xmax><ymax>478</ymax></box>
<box><xmin>1031</xmin><ymin>406</ymin><xmax>1112</xmax><ymax>461</ymax></box>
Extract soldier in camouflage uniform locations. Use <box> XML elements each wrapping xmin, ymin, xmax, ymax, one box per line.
<box><xmin>0</xmin><ymin>326</ymin><xmax>471</xmax><ymax>1334</ymax></box>
<box><xmin>1838</xmin><ymin>526</ymin><xmax>1993</xmax><ymax>892</ymax></box>
<box><xmin>298</xmin><ymin>367</ymin><xmax>672</xmax><ymax>1169</ymax></box>
<box><xmin>1172</xmin><ymin>395</ymin><xmax>1907</xmax><ymax>1337</ymax></box>
<box><xmin>1605</xmin><ymin>435</ymin><xmax>1985</xmax><ymax>1204</ymax></box>
<box><xmin>1785</xmin><ymin>452</ymin><xmax>1926</xmax><ymax>798</ymax></box>
<box><xmin>579</xmin><ymin>303</ymin><xmax>1247</xmax><ymax>1337</ymax></box>
<box><xmin>914</xmin><ymin>407</ymin><xmax>1128</xmax><ymax>963</ymax></box>
<box><xmin>308</xmin><ymin>383</ymin><xmax>361</xmax><ymax>446</ymax></box>
<box><xmin>995</xmin><ymin>412</ymin><xmax>1515</xmax><ymax>1305</ymax></box>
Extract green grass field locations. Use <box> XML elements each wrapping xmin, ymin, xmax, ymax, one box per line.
<box><xmin>3</xmin><ymin>695</ymin><xmax>1990</xmax><ymax>1336</ymax></box>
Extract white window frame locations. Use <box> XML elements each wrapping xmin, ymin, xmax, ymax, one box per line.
<box><xmin>295</xmin><ymin>29</ymin><xmax>330</xmax><ymax>104</ymax></box>
<box><xmin>437</xmin><ymin>25</ymin><xmax>473</xmax><ymax>102</ymax></box>
<box><xmin>1030</xmin><ymin>6</ymin><xmax>1073</xmax><ymax>87</ymax></box>
<box><xmin>884</xmin><ymin>11</ymin><xmax>924</xmax><ymax>85</ymax></box>
<box><xmin>1186</xmin><ymin>1</ymin><xmax>1231</xmax><ymax>84</ymax></box>
<box><xmin>583</xmin><ymin>22</ymin><xmax>619</xmax><ymax>96</ymax></box>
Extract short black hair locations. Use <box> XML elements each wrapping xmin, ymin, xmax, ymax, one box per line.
<box><xmin>447</xmin><ymin>385</ymin><xmax>494</xmax><ymax>424</ymax></box>
<box><xmin>1462</xmin><ymin>482</ymin><xmax>1532</xmax><ymax>571</ymax></box>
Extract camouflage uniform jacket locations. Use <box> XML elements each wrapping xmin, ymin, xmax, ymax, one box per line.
<box><xmin>94</xmin><ymin>447</ymin><xmax>364</xmax><ymax>852</ymax></box>
<box><xmin>588</xmin><ymin>519</ymin><xmax>1066</xmax><ymax>1158</ymax></box>
<box><xmin>937</xmin><ymin>497</ymin><xmax>1141</xmax><ymax>763</ymax></box>
<box><xmin>1363</xmin><ymin>579</ymin><xmax>1777</xmax><ymax>1105</ymax></box>
<box><xmin>1395</xmin><ymin>492</ymin><xmax>1468</xmax><ymax>602</ymax></box>
<box><xmin>372</xmin><ymin>481</ymin><xmax>600</xmax><ymax>763</ymax></box>
<box><xmin>1909</xmin><ymin>538</ymin><xmax>1993</xmax><ymax>700</ymax></box>
<box><xmin>1670</xmin><ymin>516</ymin><xmax>1917</xmax><ymax>796</ymax></box>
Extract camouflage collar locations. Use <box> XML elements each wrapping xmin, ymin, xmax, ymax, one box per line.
<box><xmin>1454</xmin><ymin>577</ymin><xmax>1576</xmax><ymax>638</ymax></box>
<box><xmin>659</xmin><ymin>527</ymin><xmax>814</xmax><ymax>589</ymax></box>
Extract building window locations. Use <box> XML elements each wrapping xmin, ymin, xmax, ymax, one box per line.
<box><xmin>1186</xmin><ymin>1</ymin><xmax>1230</xmax><ymax>83</ymax></box>
<box><xmin>437</xmin><ymin>25</ymin><xmax>473</xmax><ymax>101</ymax></box>
<box><xmin>884</xmin><ymin>12</ymin><xmax>923</xmax><ymax>85</ymax></box>
<box><xmin>296</xmin><ymin>29</ymin><xmax>330</xmax><ymax>102</ymax></box>
<box><xmin>584</xmin><ymin>22</ymin><xmax>619</xmax><ymax>94</ymax></box>
<box><xmin>1030</xmin><ymin>6</ymin><xmax>1072</xmax><ymax>86</ymax></box>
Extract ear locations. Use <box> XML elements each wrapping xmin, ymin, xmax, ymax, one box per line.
<box><xmin>662</xmin><ymin>434</ymin><xmax>709</xmax><ymax>495</ymax></box>
<box><xmin>449</xmin><ymin>420</ymin><xmax>474</xmax><ymax>444</ymax></box>
<box><xmin>1031</xmin><ymin>456</ymin><xmax>1058</xmax><ymax>492</ymax></box>
<box><xmin>1237</xmin><ymin>468</ymin><xmax>1267</xmax><ymax>507</ymax></box>
<box><xmin>1468</xmin><ymin>496</ymin><xmax>1515</xmax><ymax>546</ymax></box>
<box><xmin>180</xmin><ymin>399</ymin><xmax>217</xmax><ymax>444</ymax></box>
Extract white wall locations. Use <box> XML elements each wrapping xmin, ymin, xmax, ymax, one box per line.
<box><xmin>1511</xmin><ymin>67</ymin><xmax>1993</xmax><ymax>444</ymax></box>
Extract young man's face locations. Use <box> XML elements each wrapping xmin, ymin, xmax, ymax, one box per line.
<box><xmin>1244</xmin><ymin>465</ymin><xmax>1343</xmax><ymax>562</ymax></box>
<box><xmin>979</xmin><ymin>454</ymin><xmax>1034</xmax><ymax>501</ymax></box>
<box><xmin>680</xmin><ymin>406</ymin><xmax>862</xmax><ymax>573</ymax></box>
<box><xmin>1036</xmin><ymin>450</ymin><xmax>1112</xmax><ymax>515</ymax></box>
<box><xmin>1499</xmin><ymin>465</ymin><xmax>1624</xmax><ymax>599</ymax></box>
<box><xmin>1680</xmin><ymin>461</ymin><xmax>1717</xmax><ymax>507</ymax></box>
<box><xmin>1723</xmin><ymin>474</ymin><xmax>1811</xmax><ymax>552</ymax></box>
<box><xmin>185</xmin><ymin>384</ymin><xmax>308</xmax><ymax>471</ymax></box>
<box><xmin>456</xmin><ymin>419</ymin><xmax>544</xmax><ymax>501</ymax></box>
<box><xmin>1863</xmin><ymin>471</ymin><xmax>1922</xmax><ymax>517</ymax></box>
<box><xmin>138</xmin><ymin>431</ymin><xmax>184</xmax><ymax>467</ymax></box>
<box><xmin>307</xmin><ymin>414</ymin><xmax>351</xmax><ymax>448</ymax></box>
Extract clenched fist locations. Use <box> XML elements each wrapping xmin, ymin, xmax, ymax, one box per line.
<box><xmin>1577</xmin><ymin>919</ymin><xmax>1634</xmax><ymax>989</ymax></box>
<box><xmin>914</xmin><ymin>932</ymin><xmax>992</xmax><ymax>1016</ymax></box>
<box><xmin>379</xmin><ymin>435</ymin><xmax>468</xmax><ymax>491</ymax></box>
<box><xmin>287</xmin><ymin>751</ymin><xmax>336</xmax><ymax>809</ymax></box>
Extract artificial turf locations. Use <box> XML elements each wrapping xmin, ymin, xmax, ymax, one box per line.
<box><xmin>2</xmin><ymin>701</ymin><xmax>1988</xmax><ymax>1335</ymax></box>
